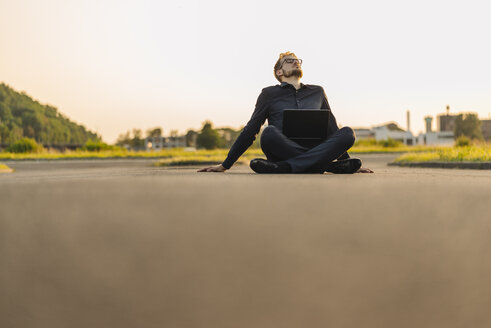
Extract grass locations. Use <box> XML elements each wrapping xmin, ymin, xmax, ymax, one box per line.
<box><xmin>349</xmin><ymin>145</ymin><xmax>446</xmax><ymax>153</ymax></box>
<box><xmin>394</xmin><ymin>145</ymin><xmax>491</xmax><ymax>163</ymax></box>
<box><xmin>0</xmin><ymin>148</ymin><xmax>266</xmax><ymax>166</ymax></box>
<box><xmin>0</xmin><ymin>143</ymin><xmax>447</xmax><ymax>161</ymax></box>
<box><xmin>0</xmin><ymin>163</ymin><xmax>13</xmax><ymax>172</ymax></box>
<box><xmin>350</xmin><ymin>138</ymin><xmax>449</xmax><ymax>153</ymax></box>
<box><xmin>0</xmin><ymin>148</ymin><xmax>261</xmax><ymax>160</ymax></box>
<box><xmin>2</xmin><ymin>143</ymin><xmax>489</xmax><ymax>165</ymax></box>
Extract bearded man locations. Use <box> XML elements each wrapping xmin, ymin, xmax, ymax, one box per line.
<box><xmin>199</xmin><ymin>51</ymin><xmax>373</xmax><ymax>174</ymax></box>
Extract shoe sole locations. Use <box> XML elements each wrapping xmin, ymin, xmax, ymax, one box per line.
<box><xmin>250</xmin><ymin>158</ymin><xmax>277</xmax><ymax>174</ymax></box>
<box><xmin>329</xmin><ymin>158</ymin><xmax>362</xmax><ymax>174</ymax></box>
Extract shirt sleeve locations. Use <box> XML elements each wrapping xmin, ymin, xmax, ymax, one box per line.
<box><xmin>221</xmin><ymin>89</ymin><xmax>269</xmax><ymax>169</ymax></box>
<box><xmin>321</xmin><ymin>87</ymin><xmax>350</xmax><ymax>160</ymax></box>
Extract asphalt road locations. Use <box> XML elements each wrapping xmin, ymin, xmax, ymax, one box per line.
<box><xmin>1</xmin><ymin>154</ymin><xmax>491</xmax><ymax>328</ymax></box>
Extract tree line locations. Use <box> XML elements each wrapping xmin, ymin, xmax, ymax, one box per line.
<box><xmin>0</xmin><ymin>83</ymin><xmax>99</xmax><ymax>146</ymax></box>
<box><xmin>0</xmin><ymin>82</ymin><xmax>257</xmax><ymax>151</ymax></box>
<box><xmin>116</xmin><ymin>121</ymin><xmax>261</xmax><ymax>150</ymax></box>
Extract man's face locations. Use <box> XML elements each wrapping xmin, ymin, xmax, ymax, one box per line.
<box><xmin>277</xmin><ymin>56</ymin><xmax>303</xmax><ymax>80</ymax></box>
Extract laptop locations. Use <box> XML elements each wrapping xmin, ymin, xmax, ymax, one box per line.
<box><xmin>282</xmin><ymin>109</ymin><xmax>330</xmax><ymax>148</ymax></box>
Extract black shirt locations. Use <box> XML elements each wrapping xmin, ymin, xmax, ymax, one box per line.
<box><xmin>222</xmin><ymin>82</ymin><xmax>344</xmax><ymax>169</ymax></box>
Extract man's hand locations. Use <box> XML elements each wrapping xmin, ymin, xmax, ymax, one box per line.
<box><xmin>197</xmin><ymin>164</ymin><xmax>227</xmax><ymax>172</ymax></box>
<box><xmin>356</xmin><ymin>167</ymin><xmax>374</xmax><ymax>173</ymax></box>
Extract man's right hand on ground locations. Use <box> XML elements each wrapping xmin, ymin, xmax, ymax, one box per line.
<box><xmin>197</xmin><ymin>164</ymin><xmax>227</xmax><ymax>172</ymax></box>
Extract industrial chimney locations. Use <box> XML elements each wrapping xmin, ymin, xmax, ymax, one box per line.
<box><xmin>406</xmin><ymin>110</ymin><xmax>410</xmax><ymax>132</ymax></box>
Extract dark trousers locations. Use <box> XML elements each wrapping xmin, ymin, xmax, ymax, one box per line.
<box><xmin>260</xmin><ymin>125</ymin><xmax>356</xmax><ymax>173</ymax></box>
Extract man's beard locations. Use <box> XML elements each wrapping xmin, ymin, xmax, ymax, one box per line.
<box><xmin>282</xmin><ymin>68</ymin><xmax>303</xmax><ymax>79</ymax></box>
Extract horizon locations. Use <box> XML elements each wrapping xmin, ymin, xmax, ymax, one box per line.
<box><xmin>5</xmin><ymin>80</ymin><xmax>489</xmax><ymax>142</ymax></box>
<box><xmin>1</xmin><ymin>0</ymin><xmax>490</xmax><ymax>143</ymax></box>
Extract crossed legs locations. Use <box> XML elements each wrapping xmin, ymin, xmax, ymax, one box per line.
<box><xmin>260</xmin><ymin>125</ymin><xmax>356</xmax><ymax>173</ymax></box>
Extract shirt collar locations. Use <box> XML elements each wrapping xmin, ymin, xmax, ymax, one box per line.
<box><xmin>280</xmin><ymin>82</ymin><xmax>311</xmax><ymax>89</ymax></box>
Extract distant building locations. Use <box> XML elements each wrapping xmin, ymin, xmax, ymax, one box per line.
<box><xmin>372</xmin><ymin>122</ymin><xmax>415</xmax><ymax>145</ymax></box>
<box><xmin>353</xmin><ymin>128</ymin><xmax>374</xmax><ymax>140</ymax></box>
<box><xmin>436</xmin><ymin>105</ymin><xmax>459</xmax><ymax>132</ymax></box>
<box><xmin>481</xmin><ymin>119</ymin><xmax>491</xmax><ymax>141</ymax></box>
<box><xmin>416</xmin><ymin>131</ymin><xmax>454</xmax><ymax>146</ymax></box>
<box><xmin>417</xmin><ymin>113</ymin><xmax>454</xmax><ymax>146</ymax></box>
<box><xmin>437</xmin><ymin>114</ymin><xmax>459</xmax><ymax>132</ymax></box>
<box><xmin>428</xmin><ymin>105</ymin><xmax>491</xmax><ymax>143</ymax></box>
<box><xmin>353</xmin><ymin>121</ymin><xmax>414</xmax><ymax>145</ymax></box>
<box><xmin>145</xmin><ymin>136</ymin><xmax>186</xmax><ymax>150</ymax></box>
<box><xmin>351</xmin><ymin>106</ymin><xmax>488</xmax><ymax>146</ymax></box>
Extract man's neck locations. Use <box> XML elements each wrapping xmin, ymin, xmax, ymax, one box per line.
<box><xmin>281</xmin><ymin>77</ymin><xmax>302</xmax><ymax>90</ymax></box>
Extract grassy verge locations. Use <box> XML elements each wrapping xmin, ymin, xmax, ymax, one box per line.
<box><xmin>0</xmin><ymin>148</ymin><xmax>263</xmax><ymax>161</ymax></box>
<box><xmin>4</xmin><ymin>144</ymin><xmax>482</xmax><ymax>166</ymax></box>
<box><xmin>349</xmin><ymin>145</ymin><xmax>445</xmax><ymax>153</ymax></box>
<box><xmin>0</xmin><ymin>163</ymin><xmax>13</xmax><ymax>173</ymax></box>
<box><xmin>393</xmin><ymin>146</ymin><xmax>491</xmax><ymax>163</ymax></box>
<box><xmin>0</xmin><ymin>145</ymin><xmax>449</xmax><ymax>161</ymax></box>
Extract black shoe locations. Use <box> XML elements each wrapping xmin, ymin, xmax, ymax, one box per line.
<box><xmin>325</xmin><ymin>158</ymin><xmax>362</xmax><ymax>174</ymax></box>
<box><xmin>250</xmin><ymin>158</ymin><xmax>291</xmax><ymax>174</ymax></box>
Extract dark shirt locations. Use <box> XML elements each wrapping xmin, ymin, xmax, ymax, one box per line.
<box><xmin>222</xmin><ymin>82</ymin><xmax>345</xmax><ymax>169</ymax></box>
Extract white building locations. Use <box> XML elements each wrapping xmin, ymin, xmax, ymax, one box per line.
<box><xmin>416</xmin><ymin>131</ymin><xmax>454</xmax><ymax>146</ymax></box>
<box><xmin>145</xmin><ymin>136</ymin><xmax>186</xmax><ymax>150</ymax></box>
<box><xmin>352</xmin><ymin>128</ymin><xmax>374</xmax><ymax>139</ymax></box>
<box><xmin>415</xmin><ymin>115</ymin><xmax>454</xmax><ymax>146</ymax></box>
<box><xmin>372</xmin><ymin>123</ymin><xmax>415</xmax><ymax>145</ymax></box>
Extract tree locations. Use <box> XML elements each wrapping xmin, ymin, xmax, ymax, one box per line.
<box><xmin>146</xmin><ymin>127</ymin><xmax>162</xmax><ymax>138</ymax></box>
<box><xmin>116</xmin><ymin>129</ymin><xmax>145</xmax><ymax>149</ymax></box>
<box><xmin>196</xmin><ymin>121</ymin><xmax>221</xmax><ymax>149</ymax></box>
<box><xmin>131</xmin><ymin>129</ymin><xmax>145</xmax><ymax>149</ymax></box>
<box><xmin>216</xmin><ymin>127</ymin><xmax>240</xmax><ymax>148</ymax></box>
<box><xmin>116</xmin><ymin>131</ymin><xmax>131</xmax><ymax>146</ymax></box>
<box><xmin>185</xmin><ymin>129</ymin><xmax>197</xmax><ymax>147</ymax></box>
<box><xmin>0</xmin><ymin>83</ymin><xmax>99</xmax><ymax>146</ymax></box>
<box><xmin>454</xmin><ymin>113</ymin><xmax>483</xmax><ymax>140</ymax></box>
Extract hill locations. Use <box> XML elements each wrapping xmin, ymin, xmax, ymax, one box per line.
<box><xmin>0</xmin><ymin>83</ymin><xmax>99</xmax><ymax>146</ymax></box>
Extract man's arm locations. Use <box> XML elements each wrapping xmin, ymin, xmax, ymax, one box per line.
<box><xmin>321</xmin><ymin>87</ymin><xmax>350</xmax><ymax>160</ymax></box>
<box><xmin>198</xmin><ymin>89</ymin><xmax>269</xmax><ymax>172</ymax></box>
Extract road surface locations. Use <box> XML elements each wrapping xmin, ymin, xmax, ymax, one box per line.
<box><xmin>1</xmin><ymin>154</ymin><xmax>491</xmax><ymax>328</ymax></box>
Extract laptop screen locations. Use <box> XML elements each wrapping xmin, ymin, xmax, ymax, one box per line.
<box><xmin>282</xmin><ymin>109</ymin><xmax>330</xmax><ymax>140</ymax></box>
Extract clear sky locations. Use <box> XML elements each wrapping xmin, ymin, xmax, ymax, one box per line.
<box><xmin>1</xmin><ymin>0</ymin><xmax>490</xmax><ymax>143</ymax></box>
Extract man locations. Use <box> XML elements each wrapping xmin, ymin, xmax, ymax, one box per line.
<box><xmin>198</xmin><ymin>52</ymin><xmax>373</xmax><ymax>174</ymax></box>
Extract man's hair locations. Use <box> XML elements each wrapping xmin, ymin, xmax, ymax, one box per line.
<box><xmin>273</xmin><ymin>51</ymin><xmax>297</xmax><ymax>82</ymax></box>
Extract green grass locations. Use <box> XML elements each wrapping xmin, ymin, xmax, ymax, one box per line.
<box><xmin>394</xmin><ymin>145</ymin><xmax>491</xmax><ymax>163</ymax></box>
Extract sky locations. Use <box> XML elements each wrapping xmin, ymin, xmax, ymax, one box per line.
<box><xmin>1</xmin><ymin>0</ymin><xmax>490</xmax><ymax>143</ymax></box>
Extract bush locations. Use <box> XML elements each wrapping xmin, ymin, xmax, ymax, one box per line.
<box><xmin>380</xmin><ymin>138</ymin><xmax>403</xmax><ymax>148</ymax></box>
<box><xmin>82</xmin><ymin>140</ymin><xmax>120</xmax><ymax>152</ymax></box>
<box><xmin>354</xmin><ymin>138</ymin><xmax>403</xmax><ymax>148</ymax></box>
<box><xmin>197</xmin><ymin>121</ymin><xmax>221</xmax><ymax>150</ymax></box>
<box><xmin>454</xmin><ymin>135</ymin><xmax>471</xmax><ymax>147</ymax></box>
<box><xmin>6</xmin><ymin>138</ymin><xmax>44</xmax><ymax>153</ymax></box>
<box><xmin>354</xmin><ymin>138</ymin><xmax>378</xmax><ymax>147</ymax></box>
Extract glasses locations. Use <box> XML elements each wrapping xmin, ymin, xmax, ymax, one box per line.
<box><xmin>282</xmin><ymin>58</ymin><xmax>303</xmax><ymax>66</ymax></box>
